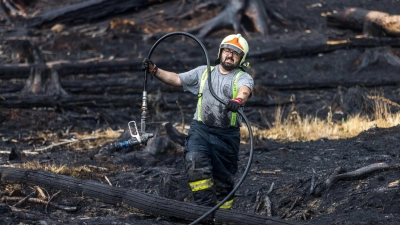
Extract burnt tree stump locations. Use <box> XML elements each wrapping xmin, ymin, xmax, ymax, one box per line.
<box><xmin>7</xmin><ymin>39</ymin><xmax>68</xmax><ymax>96</ymax></box>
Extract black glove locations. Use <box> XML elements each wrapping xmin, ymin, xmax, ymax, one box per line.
<box><xmin>227</xmin><ymin>98</ymin><xmax>243</xmax><ymax>112</ymax></box>
<box><xmin>141</xmin><ymin>58</ymin><xmax>157</xmax><ymax>74</ymax></box>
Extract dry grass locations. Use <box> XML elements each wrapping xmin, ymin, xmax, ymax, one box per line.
<box><xmin>17</xmin><ymin>95</ymin><xmax>400</xmax><ymax>173</ymax></box>
<box><xmin>35</xmin><ymin>128</ymin><xmax>123</xmax><ymax>151</ymax></box>
<box><xmin>16</xmin><ymin>128</ymin><xmax>122</xmax><ymax>174</ymax></box>
<box><xmin>20</xmin><ymin>161</ymin><xmax>90</xmax><ymax>176</ymax></box>
<box><xmin>18</xmin><ymin>160</ymin><xmax>114</xmax><ymax>180</ymax></box>
<box><xmin>241</xmin><ymin>95</ymin><xmax>400</xmax><ymax>142</ymax></box>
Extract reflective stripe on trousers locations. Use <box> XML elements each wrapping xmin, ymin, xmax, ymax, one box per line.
<box><xmin>217</xmin><ymin>199</ymin><xmax>234</xmax><ymax>209</ymax></box>
<box><xmin>189</xmin><ymin>178</ymin><xmax>214</xmax><ymax>192</ymax></box>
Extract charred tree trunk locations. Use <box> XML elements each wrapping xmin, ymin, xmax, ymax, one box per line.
<box><xmin>7</xmin><ymin>39</ymin><xmax>68</xmax><ymax>96</ymax></box>
<box><xmin>2</xmin><ymin>35</ymin><xmax>400</xmax><ymax>79</ymax></box>
<box><xmin>0</xmin><ymin>168</ymin><xmax>298</xmax><ymax>225</ymax></box>
<box><xmin>0</xmin><ymin>57</ymin><xmax>143</xmax><ymax>79</ymax></box>
<box><xmin>24</xmin><ymin>0</ymin><xmax>163</xmax><ymax>28</ymax></box>
<box><xmin>0</xmin><ymin>92</ymin><xmax>199</xmax><ymax>109</ymax></box>
<box><xmin>327</xmin><ymin>8</ymin><xmax>400</xmax><ymax>37</ymax></box>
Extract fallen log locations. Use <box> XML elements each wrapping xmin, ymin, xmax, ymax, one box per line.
<box><xmin>0</xmin><ymin>93</ymin><xmax>142</xmax><ymax>108</ymax></box>
<box><xmin>4</xmin><ymin>72</ymin><xmax>400</xmax><ymax>96</ymax></box>
<box><xmin>4</xmin><ymin>69</ymin><xmax>400</xmax><ymax>94</ymax></box>
<box><xmin>24</xmin><ymin>0</ymin><xmax>163</xmax><ymax>28</ymax></box>
<box><xmin>0</xmin><ymin>168</ymin><xmax>300</xmax><ymax>225</ymax></box>
<box><xmin>0</xmin><ymin>78</ymin><xmax>184</xmax><ymax>95</ymax></box>
<box><xmin>250</xmin><ymin>35</ymin><xmax>400</xmax><ymax>60</ymax></box>
<box><xmin>327</xmin><ymin>8</ymin><xmax>400</xmax><ymax>36</ymax></box>
<box><xmin>2</xmin><ymin>35</ymin><xmax>400</xmax><ymax>79</ymax></box>
<box><xmin>0</xmin><ymin>57</ymin><xmax>143</xmax><ymax>79</ymax></box>
<box><xmin>2</xmin><ymin>85</ymin><xmax>400</xmax><ymax>111</ymax></box>
<box><xmin>313</xmin><ymin>162</ymin><xmax>400</xmax><ymax>196</ymax></box>
<box><xmin>0</xmin><ymin>92</ymin><xmax>198</xmax><ymax>109</ymax></box>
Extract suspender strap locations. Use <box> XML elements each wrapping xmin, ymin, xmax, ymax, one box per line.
<box><xmin>197</xmin><ymin>66</ymin><xmax>214</xmax><ymax>122</ymax></box>
<box><xmin>230</xmin><ymin>70</ymin><xmax>244</xmax><ymax>126</ymax></box>
<box><xmin>197</xmin><ymin>67</ymin><xmax>244</xmax><ymax>126</ymax></box>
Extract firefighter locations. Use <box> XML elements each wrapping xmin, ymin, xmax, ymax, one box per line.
<box><xmin>142</xmin><ymin>34</ymin><xmax>254</xmax><ymax>209</ymax></box>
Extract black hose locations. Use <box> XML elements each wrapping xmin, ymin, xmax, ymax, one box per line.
<box><xmin>146</xmin><ymin>31</ymin><xmax>254</xmax><ymax>225</ymax></box>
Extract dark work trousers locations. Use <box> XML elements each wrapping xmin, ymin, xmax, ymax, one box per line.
<box><xmin>184</xmin><ymin>120</ymin><xmax>240</xmax><ymax>207</ymax></box>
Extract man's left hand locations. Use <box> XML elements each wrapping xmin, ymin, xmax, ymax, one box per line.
<box><xmin>227</xmin><ymin>98</ymin><xmax>243</xmax><ymax>112</ymax></box>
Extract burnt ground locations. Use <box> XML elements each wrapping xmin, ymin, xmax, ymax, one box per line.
<box><xmin>1</xmin><ymin>0</ymin><xmax>400</xmax><ymax>224</ymax></box>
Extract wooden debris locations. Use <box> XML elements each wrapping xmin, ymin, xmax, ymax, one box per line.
<box><xmin>265</xmin><ymin>196</ymin><xmax>272</xmax><ymax>217</ymax></box>
<box><xmin>314</xmin><ymin>162</ymin><xmax>400</xmax><ymax>196</ymax></box>
<box><xmin>309</xmin><ymin>168</ymin><xmax>316</xmax><ymax>195</ymax></box>
<box><xmin>281</xmin><ymin>196</ymin><xmax>301</xmax><ymax>219</ymax></box>
<box><xmin>325</xmin><ymin>162</ymin><xmax>400</xmax><ymax>188</ymax></box>
<box><xmin>13</xmin><ymin>190</ymin><xmax>35</xmax><ymax>207</ymax></box>
<box><xmin>2</xmin><ymin>196</ymin><xmax>77</xmax><ymax>212</ymax></box>
<box><xmin>0</xmin><ymin>168</ymin><xmax>300</xmax><ymax>225</ymax></box>
<box><xmin>327</xmin><ymin>8</ymin><xmax>400</xmax><ymax>37</ymax></box>
<box><xmin>0</xmin><ymin>57</ymin><xmax>143</xmax><ymax>79</ymax></box>
<box><xmin>33</xmin><ymin>136</ymin><xmax>101</xmax><ymax>152</ymax></box>
<box><xmin>252</xmin><ymin>189</ymin><xmax>263</xmax><ymax>213</ymax></box>
<box><xmin>45</xmin><ymin>190</ymin><xmax>61</xmax><ymax>213</ymax></box>
<box><xmin>24</xmin><ymin>0</ymin><xmax>159</xmax><ymax>28</ymax></box>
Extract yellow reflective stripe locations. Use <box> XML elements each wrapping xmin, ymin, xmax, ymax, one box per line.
<box><xmin>197</xmin><ymin>66</ymin><xmax>214</xmax><ymax>122</ymax></box>
<box><xmin>230</xmin><ymin>70</ymin><xmax>244</xmax><ymax>126</ymax></box>
<box><xmin>189</xmin><ymin>178</ymin><xmax>214</xmax><ymax>192</ymax></box>
<box><xmin>217</xmin><ymin>199</ymin><xmax>234</xmax><ymax>209</ymax></box>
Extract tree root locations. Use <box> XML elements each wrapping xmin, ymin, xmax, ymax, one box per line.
<box><xmin>187</xmin><ymin>0</ymin><xmax>276</xmax><ymax>38</ymax></box>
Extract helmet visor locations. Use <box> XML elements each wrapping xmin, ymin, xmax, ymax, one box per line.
<box><xmin>220</xmin><ymin>44</ymin><xmax>243</xmax><ymax>55</ymax></box>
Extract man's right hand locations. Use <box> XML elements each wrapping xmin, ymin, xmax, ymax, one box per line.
<box><xmin>141</xmin><ymin>58</ymin><xmax>155</xmax><ymax>73</ymax></box>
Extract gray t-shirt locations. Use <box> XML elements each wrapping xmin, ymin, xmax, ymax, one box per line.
<box><xmin>179</xmin><ymin>65</ymin><xmax>254</xmax><ymax>128</ymax></box>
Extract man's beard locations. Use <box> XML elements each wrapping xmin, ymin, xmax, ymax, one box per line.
<box><xmin>220</xmin><ymin>59</ymin><xmax>238</xmax><ymax>71</ymax></box>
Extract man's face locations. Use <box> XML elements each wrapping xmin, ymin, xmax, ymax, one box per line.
<box><xmin>220</xmin><ymin>48</ymin><xmax>242</xmax><ymax>71</ymax></box>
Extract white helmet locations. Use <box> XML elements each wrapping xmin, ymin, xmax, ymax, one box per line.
<box><xmin>216</xmin><ymin>33</ymin><xmax>249</xmax><ymax>67</ymax></box>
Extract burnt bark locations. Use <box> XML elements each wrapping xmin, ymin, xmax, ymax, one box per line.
<box><xmin>250</xmin><ymin>35</ymin><xmax>400</xmax><ymax>61</ymax></box>
<box><xmin>0</xmin><ymin>93</ymin><xmax>143</xmax><ymax>108</ymax></box>
<box><xmin>7</xmin><ymin>39</ymin><xmax>68</xmax><ymax>96</ymax></box>
<box><xmin>0</xmin><ymin>168</ymin><xmax>299</xmax><ymax>225</ymax></box>
<box><xmin>0</xmin><ymin>58</ymin><xmax>143</xmax><ymax>79</ymax></box>
<box><xmin>2</xmin><ymin>36</ymin><xmax>400</xmax><ymax>79</ymax></box>
<box><xmin>0</xmin><ymin>92</ymin><xmax>199</xmax><ymax>109</ymax></box>
<box><xmin>327</xmin><ymin>8</ymin><xmax>400</xmax><ymax>37</ymax></box>
<box><xmin>313</xmin><ymin>163</ymin><xmax>400</xmax><ymax>196</ymax></box>
<box><xmin>24</xmin><ymin>0</ymin><xmax>162</xmax><ymax>28</ymax></box>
